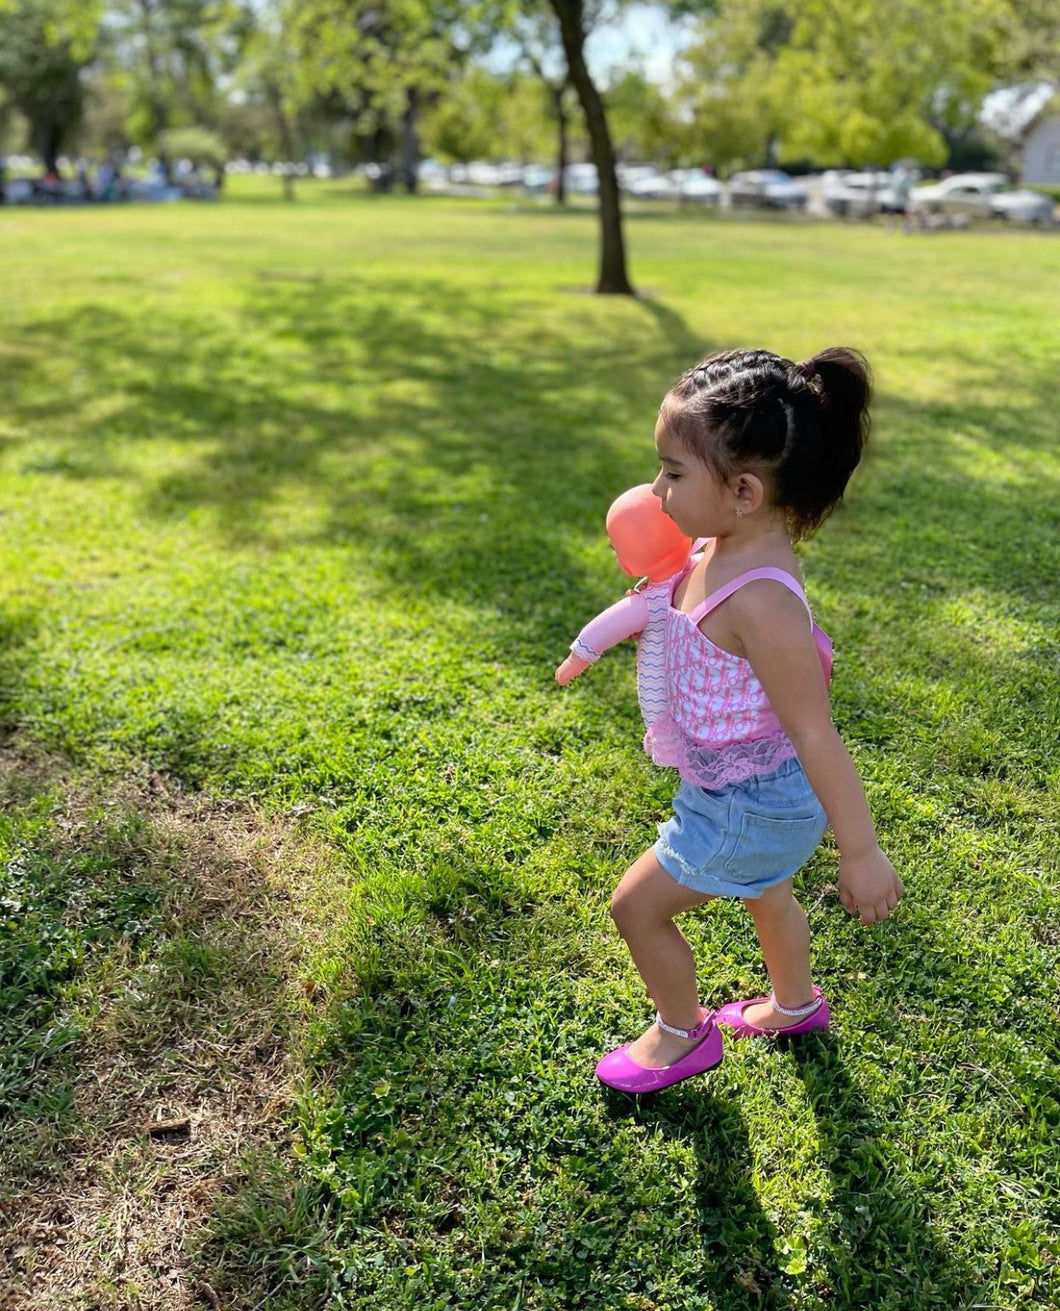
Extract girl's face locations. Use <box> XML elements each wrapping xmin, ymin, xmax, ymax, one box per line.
<box><xmin>651</xmin><ymin>414</ymin><xmax>739</xmax><ymax>539</ymax></box>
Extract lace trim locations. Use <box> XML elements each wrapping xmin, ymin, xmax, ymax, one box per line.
<box><xmin>644</xmin><ymin>716</ymin><xmax>797</xmax><ymax>789</ymax></box>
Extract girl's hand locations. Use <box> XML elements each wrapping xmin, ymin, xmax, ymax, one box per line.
<box><xmin>837</xmin><ymin>847</ymin><xmax>904</xmax><ymax>925</ymax></box>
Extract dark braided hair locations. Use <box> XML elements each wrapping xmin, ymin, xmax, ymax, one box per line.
<box><xmin>660</xmin><ymin>347</ymin><xmax>873</xmax><ymax>539</ymax></box>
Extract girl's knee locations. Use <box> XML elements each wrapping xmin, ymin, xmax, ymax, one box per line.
<box><xmin>610</xmin><ymin>882</ymin><xmax>638</xmax><ymax>933</ymax></box>
<box><xmin>744</xmin><ymin>880</ymin><xmax>798</xmax><ymax>920</ymax></box>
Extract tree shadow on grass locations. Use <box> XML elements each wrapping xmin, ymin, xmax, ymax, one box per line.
<box><xmin>788</xmin><ymin>1035</ymin><xmax>983</xmax><ymax>1308</ymax></box>
<box><xmin>2</xmin><ymin>279</ymin><xmax>713</xmax><ymax>656</ymax></box>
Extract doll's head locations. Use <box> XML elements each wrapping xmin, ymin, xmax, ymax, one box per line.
<box><xmin>606</xmin><ymin>483</ymin><xmax>693</xmax><ymax>582</ymax></box>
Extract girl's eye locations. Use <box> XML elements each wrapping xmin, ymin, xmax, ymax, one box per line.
<box><xmin>664</xmin><ymin>471</ymin><xmax>680</xmax><ymax>481</ymax></box>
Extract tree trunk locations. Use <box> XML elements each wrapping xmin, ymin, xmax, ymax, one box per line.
<box><xmin>549</xmin><ymin>0</ymin><xmax>634</xmax><ymax>294</ymax></box>
<box><xmin>552</xmin><ymin>82</ymin><xmax>569</xmax><ymax>206</ymax></box>
<box><xmin>400</xmin><ymin>86</ymin><xmax>420</xmax><ymax>195</ymax></box>
<box><xmin>138</xmin><ymin>0</ymin><xmax>171</xmax><ymax>182</ymax></box>
<box><xmin>266</xmin><ymin>80</ymin><xmax>297</xmax><ymax>202</ymax></box>
<box><xmin>40</xmin><ymin>121</ymin><xmax>63</xmax><ymax>176</ymax></box>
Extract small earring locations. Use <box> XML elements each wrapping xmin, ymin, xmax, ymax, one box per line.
<box><xmin>735</xmin><ymin>505</ymin><xmax>745</xmax><ymax>518</ymax></box>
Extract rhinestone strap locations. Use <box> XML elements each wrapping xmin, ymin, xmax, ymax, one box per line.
<box><xmin>656</xmin><ymin>1009</ymin><xmax>712</xmax><ymax>1040</ymax></box>
<box><xmin>770</xmin><ymin>993</ymin><xmax>822</xmax><ymax>1018</ymax></box>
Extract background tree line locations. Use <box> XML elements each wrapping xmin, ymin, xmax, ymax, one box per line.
<box><xmin>1</xmin><ymin>0</ymin><xmax>1055</xmax><ymax>292</ymax></box>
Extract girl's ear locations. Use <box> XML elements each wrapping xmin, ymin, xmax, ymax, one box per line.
<box><xmin>733</xmin><ymin>472</ymin><xmax>765</xmax><ymax>516</ymax></box>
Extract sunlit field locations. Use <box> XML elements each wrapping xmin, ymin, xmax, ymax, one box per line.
<box><xmin>2</xmin><ymin>178</ymin><xmax>1058</xmax><ymax>1310</ymax></box>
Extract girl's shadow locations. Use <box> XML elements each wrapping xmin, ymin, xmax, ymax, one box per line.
<box><xmin>603</xmin><ymin>1085</ymin><xmax>799</xmax><ymax>1310</ymax></box>
<box><xmin>601</xmin><ymin>1027</ymin><xmax>983</xmax><ymax>1309</ymax></box>
<box><xmin>789</xmin><ymin>1034</ymin><xmax>980</xmax><ymax>1305</ymax></box>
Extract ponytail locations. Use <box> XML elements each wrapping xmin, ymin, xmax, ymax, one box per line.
<box><xmin>792</xmin><ymin>346</ymin><xmax>872</xmax><ymax>534</ymax></box>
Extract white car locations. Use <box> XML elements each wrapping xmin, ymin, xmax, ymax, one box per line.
<box><xmin>728</xmin><ymin>169</ymin><xmax>808</xmax><ymax>210</ymax></box>
<box><xmin>620</xmin><ymin>166</ymin><xmax>675</xmax><ymax>199</ymax></box>
<box><xmin>823</xmin><ymin>170</ymin><xmax>914</xmax><ymax>216</ymax></box>
<box><xmin>563</xmin><ymin>163</ymin><xmax>599</xmax><ymax>195</ymax></box>
<box><xmin>668</xmin><ymin>169</ymin><xmax>723</xmax><ymax>204</ymax></box>
<box><xmin>908</xmin><ymin>173</ymin><xmax>1054</xmax><ymax>225</ymax></box>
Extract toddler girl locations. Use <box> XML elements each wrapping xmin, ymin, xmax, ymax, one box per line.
<box><xmin>594</xmin><ymin>347</ymin><xmax>904</xmax><ymax>1093</ymax></box>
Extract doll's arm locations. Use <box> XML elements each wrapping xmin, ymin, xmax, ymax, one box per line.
<box><xmin>555</xmin><ymin>591</ymin><xmax>651</xmax><ymax>685</ymax></box>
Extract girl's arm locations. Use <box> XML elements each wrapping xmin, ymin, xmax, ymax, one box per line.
<box><xmin>733</xmin><ymin>584</ymin><xmax>904</xmax><ymax>925</ymax></box>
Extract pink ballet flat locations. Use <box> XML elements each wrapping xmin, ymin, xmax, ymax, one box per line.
<box><xmin>595</xmin><ymin>1009</ymin><xmax>724</xmax><ymax>1093</ymax></box>
<box><xmin>715</xmin><ymin>986</ymin><xmax>829</xmax><ymax>1038</ymax></box>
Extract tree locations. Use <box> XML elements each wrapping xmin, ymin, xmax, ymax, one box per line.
<box><xmin>103</xmin><ymin>0</ymin><xmax>249</xmax><ymax>179</ymax></box>
<box><xmin>0</xmin><ymin>1</ymin><xmax>102</xmax><ymax>173</ymax></box>
<box><xmin>287</xmin><ymin>0</ymin><xmax>506</xmax><ymax>194</ymax></box>
<box><xmin>234</xmin><ymin>0</ymin><xmax>304</xmax><ymax>200</ymax></box>
<box><xmin>509</xmin><ymin>5</ymin><xmax>576</xmax><ymax>204</ymax></box>
<box><xmin>675</xmin><ymin>0</ymin><xmax>792</xmax><ymax>174</ymax></box>
<box><xmin>676</xmin><ymin>0</ymin><xmax>1034</xmax><ymax>173</ymax></box>
<box><xmin>421</xmin><ymin>65</ymin><xmax>508</xmax><ymax>166</ymax></box>
<box><xmin>158</xmin><ymin>124</ymin><xmax>227</xmax><ymax>187</ymax></box>
<box><xmin>607</xmin><ymin>67</ymin><xmax>690</xmax><ymax>169</ymax></box>
<box><xmin>545</xmin><ymin>0</ymin><xmax>634</xmax><ymax>294</ymax></box>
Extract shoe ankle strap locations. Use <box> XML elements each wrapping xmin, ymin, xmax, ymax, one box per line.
<box><xmin>770</xmin><ymin>992</ymin><xmax>822</xmax><ymax>1018</ymax></box>
<box><xmin>656</xmin><ymin>1009</ymin><xmax>712</xmax><ymax>1041</ymax></box>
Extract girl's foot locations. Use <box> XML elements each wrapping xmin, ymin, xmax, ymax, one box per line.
<box><xmin>740</xmin><ymin>998</ymin><xmax>817</xmax><ymax>1030</ymax></box>
<box><xmin>716</xmin><ymin>987</ymin><xmax>829</xmax><ymax>1038</ymax></box>
<box><xmin>626</xmin><ymin>1007</ymin><xmax>712</xmax><ymax>1068</ymax></box>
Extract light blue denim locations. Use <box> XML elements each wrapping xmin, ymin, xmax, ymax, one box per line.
<box><xmin>654</xmin><ymin>756</ymin><xmax>828</xmax><ymax>898</ymax></box>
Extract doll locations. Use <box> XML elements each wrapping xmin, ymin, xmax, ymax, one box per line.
<box><xmin>557</xmin><ymin>481</ymin><xmax>834</xmax><ymax>724</ymax></box>
<box><xmin>556</xmin><ymin>484</ymin><xmax>694</xmax><ymax>729</ymax></box>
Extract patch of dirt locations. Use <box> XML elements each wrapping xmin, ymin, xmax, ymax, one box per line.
<box><xmin>0</xmin><ymin>745</ymin><xmax>338</xmax><ymax>1310</ymax></box>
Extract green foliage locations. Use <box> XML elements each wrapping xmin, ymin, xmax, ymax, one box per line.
<box><xmin>606</xmin><ymin>67</ymin><xmax>690</xmax><ymax>166</ymax></box>
<box><xmin>0</xmin><ymin>0</ymin><xmax>103</xmax><ymax>166</ymax></box>
<box><xmin>103</xmin><ymin>0</ymin><xmax>250</xmax><ymax>148</ymax></box>
<box><xmin>676</xmin><ymin>0</ymin><xmax>1026</xmax><ymax>170</ymax></box>
<box><xmin>158</xmin><ymin>124</ymin><xmax>228</xmax><ymax>167</ymax></box>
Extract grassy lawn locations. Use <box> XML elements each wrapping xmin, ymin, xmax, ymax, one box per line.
<box><xmin>1</xmin><ymin>177</ymin><xmax>1058</xmax><ymax>1310</ymax></box>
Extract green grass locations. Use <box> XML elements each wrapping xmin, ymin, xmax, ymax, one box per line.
<box><xmin>1</xmin><ymin>177</ymin><xmax>1059</xmax><ymax>1309</ymax></box>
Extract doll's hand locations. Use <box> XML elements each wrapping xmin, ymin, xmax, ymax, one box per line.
<box><xmin>555</xmin><ymin>653</ymin><xmax>592</xmax><ymax>685</ymax></box>
<box><xmin>837</xmin><ymin>846</ymin><xmax>904</xmax><ymax>925</ymax></box>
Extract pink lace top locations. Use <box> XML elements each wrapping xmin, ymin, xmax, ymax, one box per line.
<box><xmin>643</xmin><ymin>556</ymin><xmax>833</xmax><ymax>789</ymax></box>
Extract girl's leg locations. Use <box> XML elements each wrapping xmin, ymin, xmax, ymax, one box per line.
<box><xmin>610</xmin><ymin>847</ymin><xmax>715</xmax><ymax>1068</ymax></box>
<box><xmin>742</xmin><ymin>878</ymin><xmax>816</xmax><ymax>1029</ymax></box>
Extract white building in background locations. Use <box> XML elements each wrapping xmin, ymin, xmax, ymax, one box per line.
<box><xmin>1020</xmin><ymin>111</ymin><xmax>1060</xmax><ymax>186</ymax></box>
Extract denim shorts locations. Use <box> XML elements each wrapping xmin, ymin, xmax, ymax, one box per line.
<box><xmin>654</xmin><ymin>756</ymin><xmax>828</xmax><ymax>899</ymax></box>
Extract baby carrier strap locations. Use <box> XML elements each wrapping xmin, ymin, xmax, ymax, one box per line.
<box><xmin>686</xmin><ymin>567</ymin><xmax>812</xmax><ymax>627</ymax></box>
<box><xmin>686</xmin><ymin>567</ymin><xmax>832</xmax><ymax>685</ymax></box>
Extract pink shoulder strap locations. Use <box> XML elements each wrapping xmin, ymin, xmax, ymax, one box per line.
<box><xmin>687</xmin><ymin>567</ymin><xmax>812</xmax><ymax>628</ymax></box>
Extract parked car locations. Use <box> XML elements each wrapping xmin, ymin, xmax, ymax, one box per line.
<box><xmin>2</xmin><ymin>176</ymin><xmax>35</xmax><ymax>204</ymax></box>
<box><xmin>817</xmin><ymin>170</ymin><xmax>911</xmax><ymax>216</ymax></box>
<box><xmin>907</xmin><ymin>173</ymin><xmax>1055</xmax><ymax>224</ymax></box>
<box><xmin>728</xmin><ymin>169</ymin><xmax>808</xmax><ymax>210</ymax></box>
<box><xmin>563</xmin><ymin>163</ymin><xmax>599</xmax><ymax>195</ymax></box>
<box><xmin>668</xmin><ymin>169</ymin><xmax>723</xmax><ymax>204</ymax></box>
<box><xmin>521</xmin><ymin>165</ymin><xmax>555</xmax><ymax>195</ymax></box>
<box><xmin>620</xmin><ymin>165</ymin><xmax>674</xmax><ymax>199</ymax></box>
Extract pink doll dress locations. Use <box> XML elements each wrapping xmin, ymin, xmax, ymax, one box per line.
<box><xmin>570</xmin><ymin>577</ymin><xmax>672</xmax><ymax>729</ymax></box>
